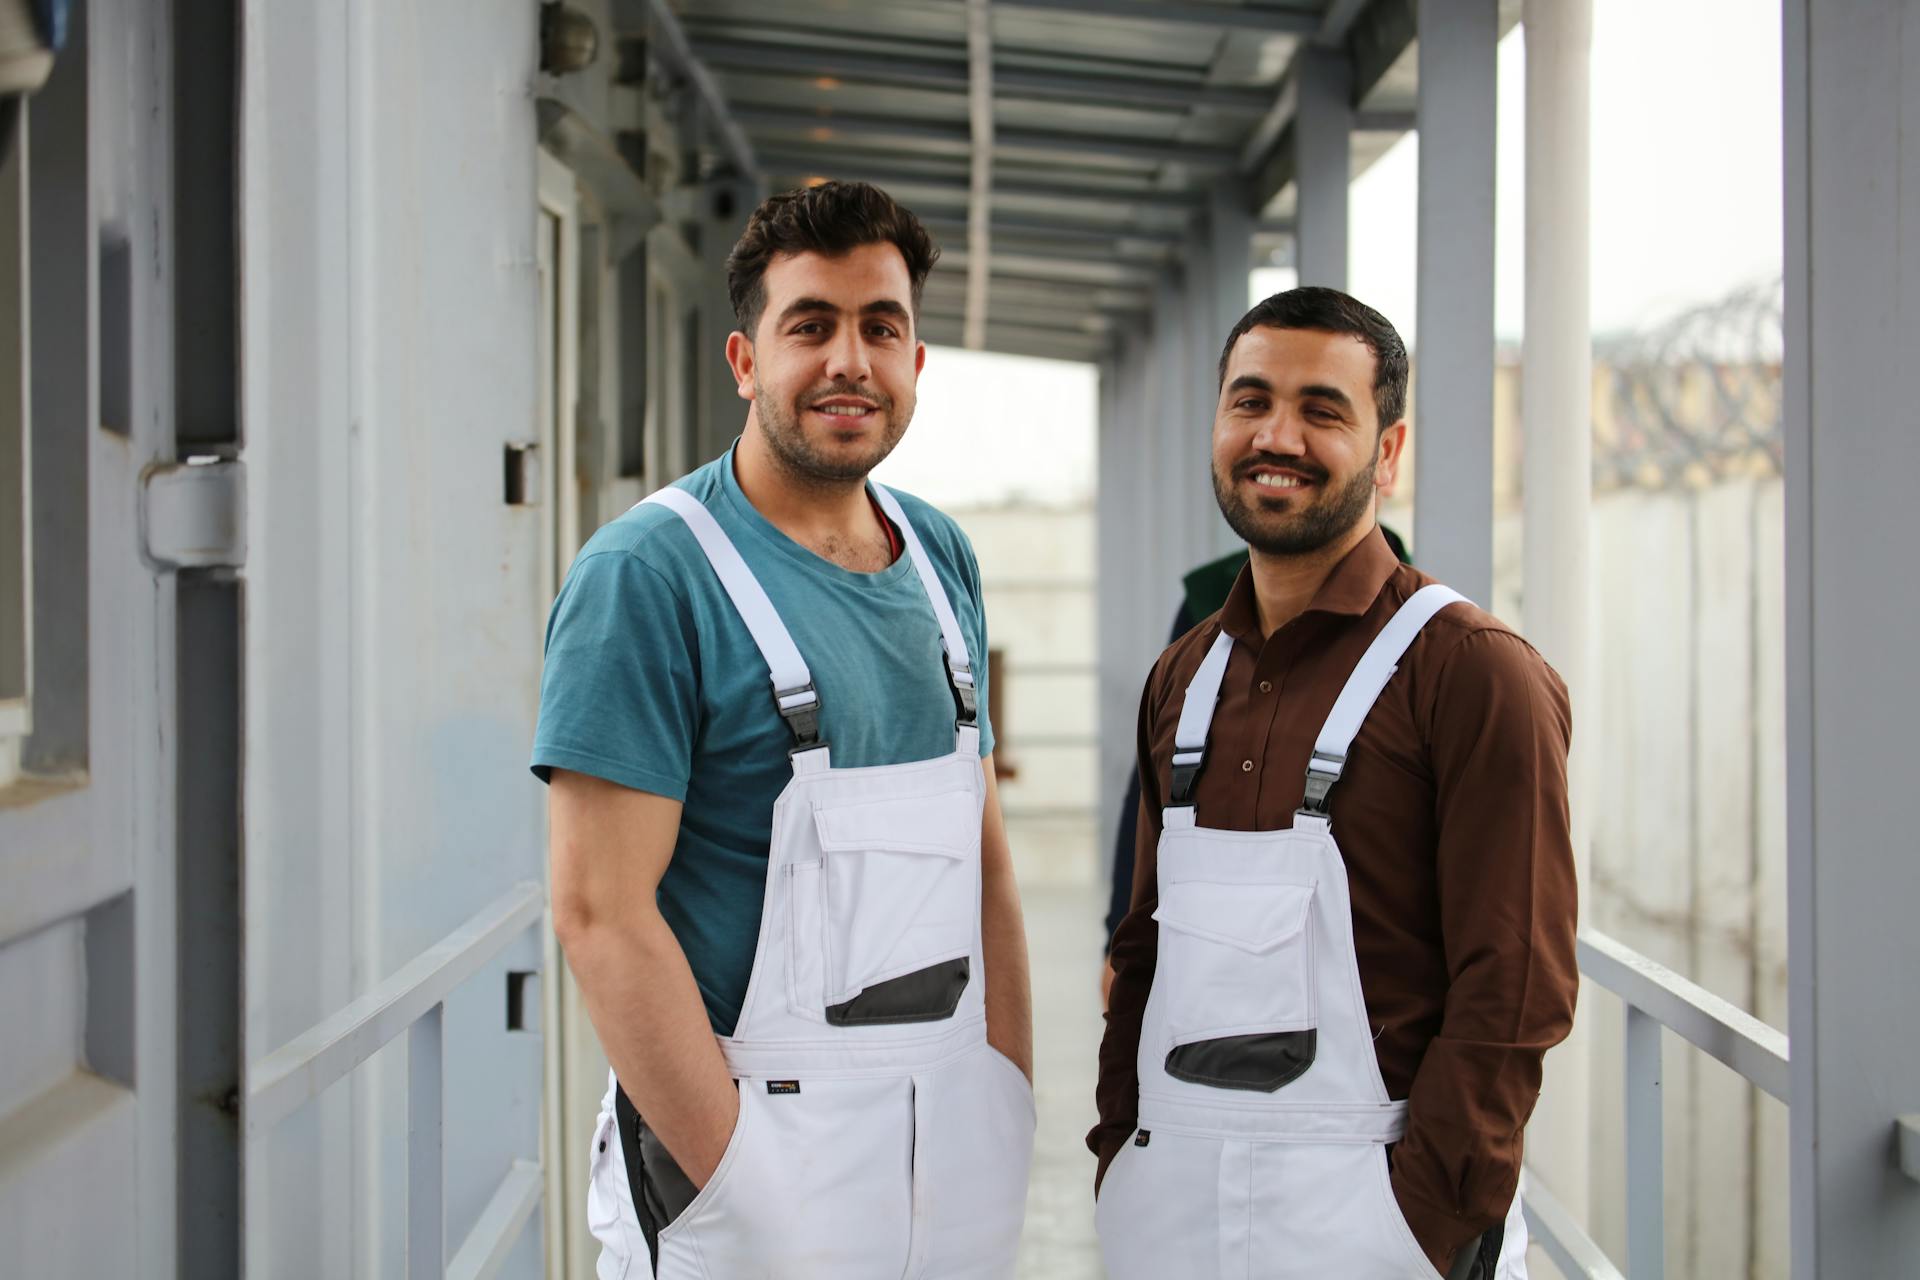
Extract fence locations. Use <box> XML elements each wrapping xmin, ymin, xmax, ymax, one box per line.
<box><xmin>1525</xmin><ymin>930</ymin><xmax>1789</xmax><ymax>1280</ymax></box>
<box><xmin>245</xmin><ymin>882</ymin><xmax>547</xmax><ymax>1278</ymax></box>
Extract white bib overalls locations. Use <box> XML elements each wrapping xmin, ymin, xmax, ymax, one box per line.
<box><xmin>1095</xmin><ymin>585</ymin><xmax>1528</xmax><ymax>1280</ymax></box>
<box><xmin>585</xmin><ymin>485</ymin><xmax>1036</xmax><ymax>1280</ymax></box>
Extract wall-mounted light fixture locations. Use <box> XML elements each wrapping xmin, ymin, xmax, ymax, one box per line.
<box><xmin>540</xmin><ymin>2</ymin><xmax>599</xmax><ymax>76</ymax></box>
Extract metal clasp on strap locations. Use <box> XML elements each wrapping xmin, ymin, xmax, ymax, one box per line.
<box><xmin>774</xmin><ymin>683</ymin><xmax>827</xmax><ymax>756</ymax></box>
<box><xmin>1298</xmin><ymin>750</ymin><xmax>1345</xmax><ymax>815</ymax></box>
<box><xmin>1168</xmin><ymin>748</ymin><xmax>1206</xmax><ymax>806</ymax></box>
<box><xmin>946</xmin><ymin>655</ymin><xmax>978</xmax><ymax>727</ymax></box>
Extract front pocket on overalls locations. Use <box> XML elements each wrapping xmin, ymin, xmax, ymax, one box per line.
<box><xmin>807</xmin><ymin>789</ymin><xmax>979</xmax><ymax>1024</ymax></box>
<box><xmin>1152</xmin><ymin>878</ymin><xmax>1319</xmax><ymax>1090</ymax></box>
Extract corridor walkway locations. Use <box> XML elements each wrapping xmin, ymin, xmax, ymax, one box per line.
<box><xmin>1015</xmin><ymin>882</ymin><xmax>1109</xmax><ymax>1280</ymax></box>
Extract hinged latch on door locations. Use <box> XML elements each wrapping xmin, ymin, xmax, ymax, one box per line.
<box><xmin>141</xmin><ymin>458</ymin><xmax>246</xmax><ymax>570</ymax></box>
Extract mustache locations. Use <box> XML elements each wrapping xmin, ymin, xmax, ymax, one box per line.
<box><xmin>800</xmin><ymin>380</ymin><xmax>887</xmax><ymax>411</ymax></box>
<box><xmin>1231</xmin><ymin>453</ymin><xmax>1328</xmax><ymax>484</ymax></box>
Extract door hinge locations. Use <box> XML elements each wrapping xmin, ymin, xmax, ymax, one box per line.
<box><xmin>142</xmin><ymin>459</ymin><xmax>246</xmax><ymax>570</ymax></box>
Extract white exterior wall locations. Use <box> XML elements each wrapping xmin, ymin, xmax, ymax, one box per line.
<box><xmin>240</xmin><ymin>2</ymin><xmax>552</xmax><ymax>1272</ymax></box>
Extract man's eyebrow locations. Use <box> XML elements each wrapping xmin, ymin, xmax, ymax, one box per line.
<box><xmin>861</xmin><ymin>299</ymin><xmax>911</xmax><ymax>320</ymax></box>
<box><xmin>774</xmin><ymin>297</ymin><xmax>840</xmax><ymax>325</ymax></box>
<box><xmin>1298</xmin><ymin>383</ymin><xmax>1356</xmax><ymax>412</ymax></box>
<box><xmin>1225</xmin><ymin>374</ymin><xmax>1275</xmax><ymax>396</ymax></box>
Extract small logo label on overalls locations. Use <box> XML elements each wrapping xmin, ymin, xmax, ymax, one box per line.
<box><xmin>1134</xmin><ymin>1129</ymin><xmax>1151</xmax><ymax>1147</ymax></box>
<box><xmin>766</xmin><ymin>1080</ymin><xmax>801</xmax><ymax>1095</ymax></box>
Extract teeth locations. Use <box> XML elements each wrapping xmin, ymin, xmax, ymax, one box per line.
<box><xmin>815</xmin><ymin>404</ymin><xmax>872</xmax><ymax>416</ymax></box>
<box><xmin>1253</xmin><ymin>473</ymin><xmax>1304</xmax><ymax>488</ymax></box>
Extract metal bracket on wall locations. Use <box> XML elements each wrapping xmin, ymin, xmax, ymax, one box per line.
<box><xmin>140</xmin><ymin>458</ymin><xmax>245</xmax><ymax>570</ymax></box>
<box><xmin>1900</xmin><ymin>1115</ymin><xmax>1920</xmax><ymax>1183</ymax></box>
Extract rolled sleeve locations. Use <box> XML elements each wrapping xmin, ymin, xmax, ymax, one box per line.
<box><xmin>1391</xmin><ymin>629</ymin><xmax>1580</xmax><ymax>1267</ymax></box>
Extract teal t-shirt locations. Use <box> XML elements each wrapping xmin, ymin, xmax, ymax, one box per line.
<box><xmin>530</xmin><ymin>445</ymin><xmax>994</xmax><ymax>1035</ymax></box>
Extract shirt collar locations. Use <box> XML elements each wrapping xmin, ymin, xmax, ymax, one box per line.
<box><xmin>1218</xmin><ymin>525</ymin><xmax>1401</xmax><ymax>642</ymax></box>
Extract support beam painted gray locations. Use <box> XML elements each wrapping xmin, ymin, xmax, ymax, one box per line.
<box><xmin>963</xmin><ymin>0</ymin><xmax>993</xmax><ymax>350</ymax></box>
<box><xmin>1292</xmin><ymin>48</ymin><xmax>1351</xmax><ymax>289</ymax></box>
<box><xmin>1411</xmin><ymin>0</ymin><xmax>1496</xmax><ymax>604</ymax></box>
<box><xmin>1519</xmin><ymin>0</ymin><xmax>1594</xmax><ymax>1227</ymax></box>
<box><xmin>1784</xmin><ymin>0</ymin><xmax>1920</xmax><ymax>1271</ymax></box>
<box><xmin>645</xmin><ymin>0</ymin><xmax>758</xmax><ymax>177</ymax></box>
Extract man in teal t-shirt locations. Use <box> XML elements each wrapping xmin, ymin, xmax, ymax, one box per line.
<box><xmin>534</xmin><ymin>181</ymin><xmax>1034</xmax><ymax>1276</ymax></box>
<box><xmin>533</xmin><ymin>439</ymin><xmax>996</xmax><ymax>1034</ymax></box>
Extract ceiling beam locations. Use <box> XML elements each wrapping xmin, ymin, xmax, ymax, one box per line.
<box><xmin>989</xmin><ymin>0</ymin><xmax>1316</xmax><ymax>36</ymax></box>
<box><xmin>922</xmin><ymin>275</ymin><xmax>1151</xmax><ymax>313</ymax></box>
<box><xmin>1314</xmin><ymin>0</ymin><xmax>1375</xmax><ymax>47</ymax></box>
<box><xmin>641</xmin><ymin>0</ymin><xmax>758</xmax><ymax>177</ymax></box>
<box><xmin>920</xmin><ymin>213</ymin><xmax>1183</xmax><ymax>249</ymax></box>
<box><xmin>964</xmin><ymin>0</ymin><xmax>993</xmax><ymax>350</ymax></box>
<box><xmin>734</xmin><ymin>105</ymin><xmax>1239</xmax><ymax>167</ymax></box>
<box><xmin>694</xmin><ymin>37</ymin><xmax>1275</xmax><ymax>113</ymax></box>
<box><xmin>937</xmin><ymin>249</ymin><xmax>1159</xmax><ymax>287</ymax></box>
<box><xmin>755</xmin><ymin>152</ymin><xmax>1209</xmax><ymax>211</ymax></box>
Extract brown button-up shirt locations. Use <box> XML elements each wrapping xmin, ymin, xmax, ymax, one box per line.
<box><xmin>1091</xmin><ymin>529</ymin><xmax>1579</xmax><ymax>1267</ymax></box>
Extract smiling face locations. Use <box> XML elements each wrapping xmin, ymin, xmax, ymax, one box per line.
<box><xmin>725</xmin><ymin>241</ymin><xmax>926</xmax><ymax>487</ymax></box>
<box><xmin>1210</xmin><ymin>325</ymin><xmax>1406</xmax><ymax>557</ymax></box>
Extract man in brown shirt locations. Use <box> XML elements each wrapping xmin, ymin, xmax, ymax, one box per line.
<box><xmin>1091</xmin><ymin>287</ymin><xmax>1577</xmax><ymax>1279</ymax></box>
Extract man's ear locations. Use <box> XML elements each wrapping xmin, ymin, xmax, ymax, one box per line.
<box><xmin>914</xmin><ymin>340</ymin><xmax>927</xmax><ymax>378</ymax></box>
<box><xmin>725</xmin><ymin>330</ymin><xmax>757</xmax><ymax>402</ymax></box>
<box><xmin>1374</xmin><ymin>420</ymin><xmax>1409</xmax><ymax>497</ymax></box>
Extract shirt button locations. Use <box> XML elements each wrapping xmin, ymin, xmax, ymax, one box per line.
<box><xmin>1241</xmin><ymin>759</ymin><xmax>1254</xmax><ymax>772</ymax></box>
<box><xmin>1259</xmin><ymin>680</ymin><xmax>1273</xmax><ymax>693</ymax></box>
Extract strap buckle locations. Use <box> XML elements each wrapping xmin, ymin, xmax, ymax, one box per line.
<box><xmin>774</xmin><ymin>683</ymin><xmax>827</xmax><ymax>756</ymax></box>
<box><xmin>1168</xmin><ymin>748</ymin><xmax>1205</xmax><ymax>806</ymax></box>
<box><xmin>946</xmin><ymin>656</ymin><xmax>978</xmax><ymax>727</ymax></box>
<box><xmin>1298</xmin><ymin>751</ymin><xmax>1345</xmax><ymax>815</ymax></box>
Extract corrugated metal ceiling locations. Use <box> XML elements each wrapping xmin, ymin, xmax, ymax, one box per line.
<box><xmin>664</xmin><ymin>0</ymin><xmax>1485</xmax><ymax>364</ymax></box>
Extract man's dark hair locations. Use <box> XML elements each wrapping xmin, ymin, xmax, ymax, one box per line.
<box><xmin>1216</xmin><ymin>286</ymin><xmax>1409</xmax><ymax>430</ymax></box>
<box><xmin>726</xmin><ymin>181</ymin><xmax>940</xmax><ymax>337</ymax></box>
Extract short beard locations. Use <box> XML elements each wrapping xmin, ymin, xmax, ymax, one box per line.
<box><xmin>756</xmin><ymin>378</ymin><xmax>911</xmax><ymax>489</ymax></box>
<box><xmin>1213</xmin><ymin>452</ymin><xmax>1378</xmax><ymax>556</ymax></box>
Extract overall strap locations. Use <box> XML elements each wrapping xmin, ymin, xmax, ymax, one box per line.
<box><xmin>869</xmin><ymin>484</ymin><xmax>980</xmax><ymax>746</ymax></box>
<box><xmin>1299</xmin><ymin>583</ymin><xmax>1467</xmax><ymax>816</ymax></box>
<box><xmin>640</xmin><ymin>487</ymin><xmax>826</xmax><ymax>758</ymax></box>
<box><xmin>1165</xmin><ymin>628</ymin><xmax>1236</xmax><ymax>820</ymax></box>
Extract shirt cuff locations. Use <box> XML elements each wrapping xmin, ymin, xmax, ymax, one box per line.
<box><xmin>1086</xmin><ymin>1121</ymin><xmax>1132</xmax><ymax>1196</ymax></box>
<box><xmin>1391</xmin><ymin>1163</ymin><xmax>1483</xmax><ymax>1274</ymax></box>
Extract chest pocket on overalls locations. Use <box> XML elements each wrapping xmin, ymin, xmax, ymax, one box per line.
<box><xmin>789</xmin><ymin>788</ymin><xmax>980</xmax><ymax>1026</ymax></box>
<box><xmin>1152</xmin><ymin>878</ymin><xmax>1319</xmax><ymax>1091</ymax></box>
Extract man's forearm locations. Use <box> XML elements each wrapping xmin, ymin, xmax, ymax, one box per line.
<box><xmin>561</xmin><ymin>907</ymin><xmax>738</xmax><ymax>1186</ymax></box>
<box><xmin>979</xmin><ymin>761</ymin><xmax>1033</xmax><ymax>1078</ymax></box>
<box><xmin>981</xmin><ymin>851</ymin><xmax>1033</xmax><ymax>1078</ymax></box>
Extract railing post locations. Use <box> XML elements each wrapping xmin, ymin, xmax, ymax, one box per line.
<box><xmin>1624</xmin><ymin>1004</ymin><xmax>1665</xmax><ymax>1279</ymax></box>
<box><xmin>409</xmin><ymin>1003</ymin><xmax>445</xmax><ymax>1278</ymax></box>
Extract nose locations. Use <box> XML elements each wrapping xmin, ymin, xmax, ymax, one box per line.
<box><xmin>1249</xmin><ymin>405</ymin><xmax>1307</xmax><ymax>458</ymax></box>
<box><xmin>822</xmin><ymin>325</ymin><xmax>873</xmax><ymax>384</ymax></box>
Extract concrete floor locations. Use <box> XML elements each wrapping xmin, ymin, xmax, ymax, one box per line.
<box><xmin>1014</xmin><ymin>882</ymin><xmax>1108</xmax><ymax>1280</ymax></box>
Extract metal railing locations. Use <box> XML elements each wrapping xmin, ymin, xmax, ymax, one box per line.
<box><xmin>246</xmin><ymin>881</ymin><xmax>547</xmax><ymax>1278</ymax></box>
<box><xmin>1522</xmin><ymin>929</ymin><xmax>1790</xmax><ymax>1280</ymax></box>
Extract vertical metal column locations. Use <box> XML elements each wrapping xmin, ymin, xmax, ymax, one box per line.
<box><xmin>1412</xmin><ymin>0</ymin><xmax>1497</xmax><ymax>603</ymax></box>
<box><xmin>1293</xmin><ymin>48</ymin><xmax>1351</xmax><ymax>290</ymax></box>
<box><xmin>1784</xmin><ymin>0</ymin><xmax>1920</xmax><ymax>1272</ymax></box>
<box><xmin>1203</xmin><ymin>185</ymin><xmax>1254</xmax><ymax>560</ymax></box>
<box><xmin>1625</xmin><ymin>1006</ymin><xmax>1666</xmax><ymax>1279</ymax></box>
<box><xmin>407</xmin><ymin>1006</ymin><xmax>444</xmax><ymax>1278</ymax></box>
<box><xmin>1520</xmin><ymin>0</ymin><xmax>1594</xmax><ymax>1223</ymax></box>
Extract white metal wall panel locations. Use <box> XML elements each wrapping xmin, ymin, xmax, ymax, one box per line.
<box><xmin>240</xmin><ymin>0</ymin><xmax>548</xmax><ymax>1274</ymax></box>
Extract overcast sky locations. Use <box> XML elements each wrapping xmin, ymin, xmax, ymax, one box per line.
<box><xmin>880</xmin><ymin>0</ymin><xmax>1783</xmax><ymax>509</ymax></box>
